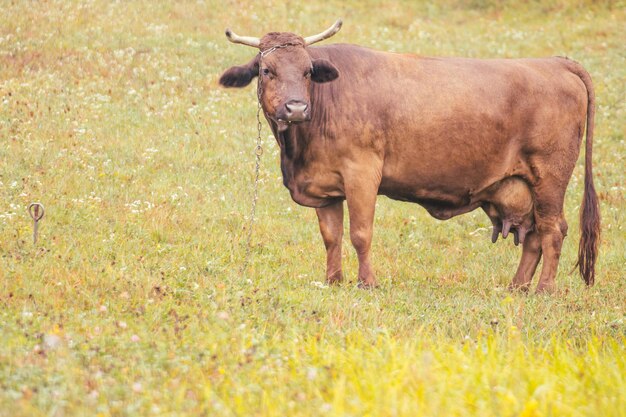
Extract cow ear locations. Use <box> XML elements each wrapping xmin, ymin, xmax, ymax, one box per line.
<box><xmin>219</xmin><ymin>55</ymin><xmax>259</xmax><ymax>88</ymax></box>
<box><xmin>311</xmin><ymin>59</ymin><xmax>339</xmax><ymax>83</ymax></box>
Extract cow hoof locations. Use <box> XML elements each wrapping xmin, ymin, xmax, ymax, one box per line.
<box><xmin>508</xmin><ymin>282</ymin><xmax>530</xmax><ymax>293</ymax></box>
<box><xmin>358</xmin><ymin>279</ymin><xmax>378</xmax><ymax>289</ymax></box>
<box><xmin>326</xmin><ymin>272</ymin><xmax>344</xmax><ymax>285</ymax></box>
<box><xmin>535</xmin><ymin>283</ymin><xmax>556</xmax><ymax>294</ymax></box>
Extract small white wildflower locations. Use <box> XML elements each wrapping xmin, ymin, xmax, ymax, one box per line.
<box><xmin>43</xmin><ymin>334</ymin><xmax>62</xmax><ymax>350</ymax></box>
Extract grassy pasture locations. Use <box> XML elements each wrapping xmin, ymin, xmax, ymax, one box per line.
<box><xmin>1</xmin><ymin>0</ymin><xmax>625</xmax><ymax>416</ymax></box>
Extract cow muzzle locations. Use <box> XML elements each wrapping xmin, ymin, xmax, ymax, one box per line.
<box><xmin>281</xmin><ymin>100</ymin><xmax>310</xmax><ymax>123</ymax></box>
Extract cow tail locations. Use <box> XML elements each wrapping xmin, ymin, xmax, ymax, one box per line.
<box><xmin>565</xmin><ymin>59</ymin><xmax>600</xmax><ymax>286</ymax></box>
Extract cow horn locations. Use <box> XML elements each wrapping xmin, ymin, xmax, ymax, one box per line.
<box><xmin>224</xmin><ymin>28</ymin><xmax>261</xmax><ymax>48</ymax></box>
<box><xmin>304</xmin><ymin>19</ymin><xmax>343</xmax><ymax>46</ymax></box>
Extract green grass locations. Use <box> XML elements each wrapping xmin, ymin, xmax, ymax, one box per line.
<box><xmin>1</xmin><ymin>0</ymin><xmax>625</xmax><ymax>416</ymax></box>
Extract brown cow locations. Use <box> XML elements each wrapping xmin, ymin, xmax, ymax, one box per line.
<box><xmin>219</xmin><ymin>20</ymin><xmax>600</xmax><ymax>293</ymax></box>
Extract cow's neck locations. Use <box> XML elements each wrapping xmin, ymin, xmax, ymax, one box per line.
<box><xmin>267</xmin><ymin>120</ymin><xmax>309</xmax><ymax>197</ymax></box>
<box><xmin>273</xmin><ymin>122</ymin><xmax>307</xmax><ymax>168</ymax></box>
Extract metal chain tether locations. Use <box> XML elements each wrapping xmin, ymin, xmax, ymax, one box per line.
<box><xmin>240</xmin><ymin>53</ymin><xmax>266</xmax><ymax>276</ymax></box>
<box><xmin>240</xmin><ymin>45</ymin><xmax>293</xmax><ymax>276</ymax></box>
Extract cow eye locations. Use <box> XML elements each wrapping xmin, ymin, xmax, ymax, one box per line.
<box><xmin>262</xmin><ymin>68</ymin><xmax>270</xmax><ymax>76</ymax></box>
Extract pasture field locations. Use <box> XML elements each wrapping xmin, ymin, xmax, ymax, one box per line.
<box><xmin>1</xmin><ymin>0</ymin><xmax>625</xmax><ymax>416</ymax></box>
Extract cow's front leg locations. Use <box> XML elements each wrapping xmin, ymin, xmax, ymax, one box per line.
<box><xmin>345</xmin><ymin>178</ymin><xmax>380</xmax><ymax>288</ymax></box>
<box><xmin>315</xmin><ymin>201</ymin><xmax>344</xmax><ymax>284</ymax></box>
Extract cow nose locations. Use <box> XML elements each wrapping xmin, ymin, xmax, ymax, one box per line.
<box><xmin>284</xmin><ymin>100</ymin><xmax>309</xmax><ymax>120</ymax></box>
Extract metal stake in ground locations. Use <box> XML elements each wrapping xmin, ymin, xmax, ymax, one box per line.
<box><xmin>28</xmin><ymin>202</ymin><xmax>45</xmax><ymax>245</ymax></box>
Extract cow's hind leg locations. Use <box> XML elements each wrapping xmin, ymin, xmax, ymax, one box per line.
<box><xmin>510</xmin><ymin>231</ymin><xmax>542</xmax><ymax>291</ymax></box>
<box><xmin>534</xmin><ymin>211</ymin><xmax>568</xmax><ymax>293</ymax></box>
<box><xmin>316</xmin><ymin>201</ymin><xmax>344</xmax><ymax>284</ymax></box>
<box><xmin>532</xmin><ymin>180</ymin><xmax>569</xmax><ymax>293</ymax></box>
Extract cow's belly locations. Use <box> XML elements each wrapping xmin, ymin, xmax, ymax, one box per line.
<box><xmin>378</xmin><ymin>148</ymin><xmax>531</xmax><ymax>220</ymax></box>
<box><xmin>379</xmin><ymin>178</ymin><xmax>481</xmax><ymax>220</ymax></box>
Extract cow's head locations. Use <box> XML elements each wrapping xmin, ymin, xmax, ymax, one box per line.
<box><xmin>219</xmin><ymin>20</ymin><xmax>341</xmax><ymax>132</ymax></box>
